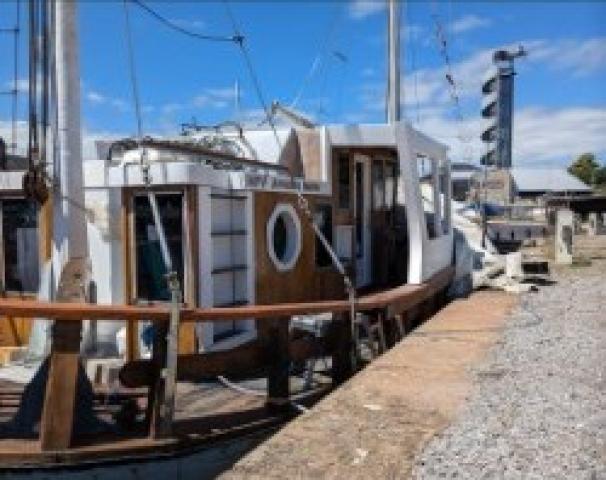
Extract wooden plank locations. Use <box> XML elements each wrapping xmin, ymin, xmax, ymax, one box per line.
<box><xmin>178</xmin><ymin>186</ymin><xmax>198</xmax><ymax>354</ymax></box>
<box><xmin>39</xmin><ymin>351</ymin><xmax>79</xmax><ymax>450</ymax></box>
<box><xmin>147</xmin><ymin>321</ymin><xmax>168</xmax><ymax>439</ymax></box>
<box><xmin>121</xmin><ymin>189</ymin><xmax>138</xmax><ymax>361</ymax></box>
<box><xmin>330</xmin><ymin>312</ymin><xmax>354</xmax><ymax>385</ymax></box>
<box><xmin>120</xmin><ymin>337</ymin><xmax>322</xmax><ymax>388</ymax></box>
<box><xmin>39</xmin><ymin>259</ymin><xmax>87</xmax><ymax>451</ymax></box>
<box><xmin>264</xmin><ymin>318</ymin><xmax>290</xmax><ymax>411</ymax></box>
<box><xmin>0</xmin><ymin>267</ymin><xmax>455</xmax><ymax>323</ymax></box>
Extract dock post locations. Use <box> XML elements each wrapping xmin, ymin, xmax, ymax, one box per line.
<box><xmin>265</xmin><ymin>317</ymin><xmax>290</xmax><ymax>412</ymax></box>
<box><xmin>331</xmin><ymin>312</ymin><xmax>353</xmax><ymax>385</ymax></box>
<box><xmin>39</xmin><ymin>259</ymin><xmax>87</xmax><ymax>451</ymax></box>
<box><xmin>146</xmin><ymin>321</ymin><xmax>168</xmax><ymax>438</ymax></box>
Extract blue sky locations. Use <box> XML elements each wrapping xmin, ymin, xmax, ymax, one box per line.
<box><xmin>1</xmin><ymin>0</ymin><xmax>605</xmax><ymax>167</ymax></box>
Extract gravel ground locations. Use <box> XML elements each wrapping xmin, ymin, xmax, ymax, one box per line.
<box><xmin>414</xmin><ymin>260</ymin><xmax>606</xmax><ymax>480</ymax></box>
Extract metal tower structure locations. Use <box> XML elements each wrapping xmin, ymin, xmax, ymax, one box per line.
<box><xmin>481</xmin><ymin>46</ymin><xmax>526</xmax><ymax>169</ymax></box>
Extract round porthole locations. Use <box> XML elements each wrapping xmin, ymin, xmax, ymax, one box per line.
<box><xmin>267</xmin><ymin>203</ymin><xmax>302</xmax><ymax>272</ymax></box>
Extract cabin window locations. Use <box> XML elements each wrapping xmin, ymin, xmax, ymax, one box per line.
<box><xmin>314</xmin><ymin>203</ymin><xmax>333</xmax><ymax>268</ymax></box>
<box><xmin>385</xmin><ymin>162</ymin><xmax>397</xmax><ymax>209</ymax></box>
<box><xmin>134</xmin><ymin>193</ymin><xmax>184</xmax><ymax>302</ymax></box>
<box><xmin>267</xmin><ymin>203</ymin><xmax>301</xmax><ymax>272</ymax></box>
<box><xmin>337</xmin><ymin>153</ymin><xmax>350</xmax><ymax>209</ymax></box>
<box><xmin>0</xmin><ymin>199</ymin><xmax>39</xmax><ymax>293</ymax></box>
<box><xmin>372</xmin><ymin>161</ymin><xmax>385</xmax><ymax>210</ymax></box>
<box><xmin>417</xmin><ymin>155</ymin><xmax>439</xmax><ymax>239</ymax></box>
<box><xmin>355</xmin><ymin>162</ymin><xmax>364</xmax><ymax>257</ymax></box>
<box><xmin>371</xmin><ymin>159</ymin><xmax>398</xmax><ymax>212</ymax></box>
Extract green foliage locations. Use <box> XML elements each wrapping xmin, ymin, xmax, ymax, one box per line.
<box><xmin>568</xmin><ymin>153</ymin><xmax>605</xmax><ymax>186</ymax></box>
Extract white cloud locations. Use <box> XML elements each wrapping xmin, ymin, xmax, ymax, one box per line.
<box><xmin>529</xmin><ymin>37</ymin><xmax>606</xmax><ymax>77</ymax></box>
<box><xmin>349</xmin><ymin>0</ymin><xmax>385</xmax><ymax>20</ymax></box>
<box><xmin>448</xmin><ymin>14</ymin><xmax>491</xmax><ymax>34</ymax></box>
<box><xmin>354</xmin><ymin>35</ymin><xmax>606</xmax><ymax>167</ymax></box>
<box><xmin>193</xmin><ymin>86</ymin><xmax>236</xmax><ymax>110</ymax></box>
<box><xmin>412</xmin><ymin>106</ymin><xmax>606</xmax><ymax>167</ymax></box>
<box><xmin>0</xmin><ymin>120</ymin><xmax>129</xmax><ymax>160</ymax></box>
<box><xmin>86</xmin><ymin>91</ymin><xmax>106</xmax><ymax>104</ymax></box>
<box><xmin>84</xmin><ymin>89</ymin><xmax>131</xmax><ymax>112</ymax></box>
<box><xmin>513</xmin><ymin>107</ymin><xmax>606</xmax><ymax>164</ymax></box>
<box><xmin>0</xmin><ymin>120</ymin><xmax>28</xmax><ymax>155</ymax></box>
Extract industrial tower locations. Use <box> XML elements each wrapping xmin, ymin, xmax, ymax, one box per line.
<box><xmin>481</xmin><ymin>46</ymin><xmax>526</xmax><ymax>169</ymax></box>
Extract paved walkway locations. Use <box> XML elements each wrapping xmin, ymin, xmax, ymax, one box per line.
<box><xmin>221</xmin><ymin>291</ymin><xmax>517</xmax><ymax>479</ymax></box>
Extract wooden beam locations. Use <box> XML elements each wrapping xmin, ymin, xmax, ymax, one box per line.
<box><xmin>264</xmin><ymin>318</ymin><xmax>290</xmax><ymax>412</ymax></box>
<box><xmin>121</xmin><ymin>189</ymin><xmax>138</xmax><ymax>362</ymax></box>
<box><xmin>330</xmin><ymin>312</ymin><xmax>353</xmax><ymax>385</ymax></box>
<box><xmin>146</xmin><ymin>321</ymin><xmax>168</xmax><ymax>439</ymax></box>
<box><xmin>120</xmin><ymin>337</ymin><xmax>322</xmax><ymax>388</ymax></box>
<box><xmin>0</xmin><ymin>267</ymin><xmax>455</xmax><ymax>323</ymax></box>
<box><xmin>39</xmin><ymin>259</ymin><xmax>87</xmax><ymax>451</ymax></box>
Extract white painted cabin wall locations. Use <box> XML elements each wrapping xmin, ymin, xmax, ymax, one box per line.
<box><xmin>85</xmin><ymin>187</ymin><xmax>125</xmax><ymax>354</ymax></box>
<box><xmin>394</xmin><ymin>122</ymin><xmax>453</xmax><ymax>284</ymax></box>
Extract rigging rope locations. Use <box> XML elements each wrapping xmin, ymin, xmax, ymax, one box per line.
<box><xmin>130</xmin><ymin>0</ymin><xmax>241</xmax><ymax>44</ymax></box>
<box><xmin>122</xmin><ymin>0</ymin><xmax>143</xmax><ymax>140</ymax></box>
<box><xmin>222</xmin><ymin>0</ymin><xmax>358</xmax><ymax>362</ymax></box>
<box><xmin>11</xmin><ymin>0</ymin><xmax>20</xmax><ymax>154</ymax></box>
<box><xmin>430</xmin><ymin>9</ymin><xmax>474</xmax><ymax>160</ymax></box>
<box><xmin>290</xmin><ymin>3</ymin><xmax>344</xmax><ymax>110</ymax></box>
<box><xmin>121</xmin><ymin>0</ymin><xmax>359</xmax><ymax>364</ymax></box>
<box><xmin>222</xmin><ymin>0</ymin><xmax>282</xmax><ymax>151</ymax></box>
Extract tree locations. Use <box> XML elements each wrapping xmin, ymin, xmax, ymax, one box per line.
<box><xmin>594</xmin><ymin>166</ymin><xmax>606</xmax><ymax>186</ymax></box>
<box><xmin>568</xmin><ymin>153</ymin><xmax>600</xmax><ymax>185</ymax></box>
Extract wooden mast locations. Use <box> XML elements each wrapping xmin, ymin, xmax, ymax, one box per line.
<box><xmin>39</xmin><ymin>0</ymin><xmax>90</xmax><ymax>451</ymax></box>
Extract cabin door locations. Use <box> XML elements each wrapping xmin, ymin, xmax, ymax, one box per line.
<box><xmin>354</xmin><ymin>154</ymin><xmax>372</xmax><ymax>288</ymax></box>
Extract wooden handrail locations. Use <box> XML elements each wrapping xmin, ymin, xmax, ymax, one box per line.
<box><xmin>0</xmin><ymin>267</ymin><xmax>454</xmax><ymax>323</ymax></box>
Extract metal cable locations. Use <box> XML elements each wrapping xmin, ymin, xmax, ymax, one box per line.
<box><xmin>28</xmin><ymin>0</ymin><xmax>39</xmax><ymax>167</ymax></box>
<box><xmin>222</xmin><ymin>0</ymin><xmax>282</xmax><ymax>151</ymax></box>
<box><xmin>12</xmin><ymin>0</ymin><xmax>20</xmax><ymax>153</ymax></box>
<box><xmin>131</xmin><ymin>0</ymin><xmax>241</xmax><ymax>44</ymax></box>
<box><xmin>122</xmin><ymin>0</ymin><xmax>143</xmax><ymax>140</ymax></box>
<box><xmin>290</xmin><ymin>3</ymin><xmax>344</xmax><ymax>110</ymax></box>
<box><xmin>222</xmin><ymin>1</ymin><xmax>357</xmax><ymax>360</ymax></box>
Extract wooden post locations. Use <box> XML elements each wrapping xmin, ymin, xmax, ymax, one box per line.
<box><xmin>265</xmin><ymin>317</ymin><xmax>290</xmax><ymax>412</ymax></box>
<box><xmin>39</xmin><ymin>259</ymin><xmax>87</xmax><ymax>451</ymax></box>
<box><xmin>331</xmin><ymin>313</ymin><xmax>353</xmax><ymax>385</ymax></box>
<box><xmin>146</xmin><ymin>320</ymin><xmax>168</xmax><ymax>438</ymax></box>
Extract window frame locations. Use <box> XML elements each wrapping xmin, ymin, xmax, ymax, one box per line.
<box><xmin>127</xmin><ymin>188</ymin><xmax>194</xmax><ymax>305</ymax></box>
<box><xmin>0</xmin><ymin>196</ymin><xmax>40</xmax><ymax>296</ymax></box>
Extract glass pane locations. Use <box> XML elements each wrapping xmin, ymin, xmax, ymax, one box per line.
<box><xmin>314</xmin><ymin>203</ymin><xmax>333</xmax><ymax>268</ymax></box>
<box><xmin>135</xmin><ymin>194</ymin><xmax>184</xmax><ymax>301</ymax></box>
<box><xmin>372</xmin><ymin>161</ymin><xmax>385</xmax><ymax>211</ymax></box>
<box><xmin>385</xmin><ymin>163</ymin><xmax>396</xmax><ymax>209</ymax></box>
<box><xmin>355</xmin><ymin>162</ymin><xmax>364</xmax><ymax>258</ymax></box>
<box><xmin>2</xmin><ymin>199</ymin><xmax>39</xmax><ymax>293</ymax></box>
<box><xmin>338</xmin><ymin>154</ymin><xmax>350</xmax><ymax>209</ymax></box>
<box><xmin>273</xmin><ymin>215</ymin><xmax>288</xmax><ymax>261</ymax></box>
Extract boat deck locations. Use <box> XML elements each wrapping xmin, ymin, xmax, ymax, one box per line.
<box><xmin>0</xmin><ymin>267</ymin><xmax>454</xmax><ymax>469</ymax></box>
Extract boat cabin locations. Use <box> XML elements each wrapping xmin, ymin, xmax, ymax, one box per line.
<box><xmin>81</xmin><ymin>121</ymin><xmax>452</xmax><ymax>357</ymax></box>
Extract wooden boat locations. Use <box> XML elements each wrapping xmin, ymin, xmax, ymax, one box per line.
<box><xmin>0</xmin><ymin>0</ymin><xmax>455</xmax><ymax>476</ymax></box>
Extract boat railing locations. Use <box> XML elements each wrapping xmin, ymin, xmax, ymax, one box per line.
<box><xmin>0</xmin><ymin>266</ymin><xmax>453</xmax><ymax>456</ymax></box>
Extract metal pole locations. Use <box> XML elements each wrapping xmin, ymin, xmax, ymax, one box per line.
<box><xmin>387</xmin><ymin>0</ymin><xmax>401</xmax><ymax>123</ymax></box>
